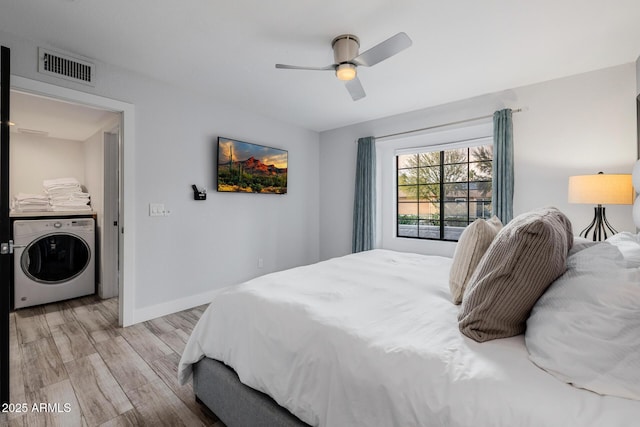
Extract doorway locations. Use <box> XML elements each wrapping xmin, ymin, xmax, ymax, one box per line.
<box><xmin>10</xmin><ymin>76</ymin><xmax>134</xmax><ymax>326</ymax></box>
<box><xmin>10</xmin><ymin>90</ymin><xmax>120</xmax><ymax>304</ymax></box>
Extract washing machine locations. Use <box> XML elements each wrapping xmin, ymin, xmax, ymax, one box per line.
<box><xmin>13</xmin><ymin>218</ymin><xmax>95</xmax><ymax>309</ymax></box>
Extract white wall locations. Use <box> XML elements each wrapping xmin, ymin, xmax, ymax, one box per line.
<box><xmin>319</xmin><ymin>63</ymin><xmax>637</xmax><ymax>260</ymax></box>
<box><xmin>636</xmin><ymin>56</ymin><xmax>640</xmax><ymax>96</ymax></box>
<box><xmin>633</xmin><ymin>56</ymin><xmax>639</xmax><ymax>230</ymax></box>
<box><xmin>9</xmin><ymin>133</ymin><xmax>85</xmax><ymax>197</ymax></box>
<box><xmin>511</xmin><ymin>64</ymin><xmax>636</xmax><ymax>232</ymax></box>
<box><xmin>84</xmin><ymin>128</ymin><xmax>104</xmax><ymax>232</ymax></box>
<box><xmin>84</xmin><ymin>126</ymin><xmax>107</xmax><ymax>297</ymax></box>
<box><xmin>2</xmin><ymin>31</ymin><xmax>321</xmax><ymax>322</ymax></box>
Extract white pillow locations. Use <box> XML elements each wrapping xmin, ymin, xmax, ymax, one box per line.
<box><xmin>448</xmin><ymin>216</ymin><xmax>503</xmax><ymax>304</ymax></box>
<box><xmin>525</xmin><ymin>243</ymin><xmax>640</xmax><ymax>400</ymax></box>
<box><xmin>606</xmin><ymin>232</ymin><xmax>640</xmax><ymax>268</ymax></box>
<box><xmin>568</xmin><ymin>235</ymin><xmax>597</xmax><ymax>256</ymax></box>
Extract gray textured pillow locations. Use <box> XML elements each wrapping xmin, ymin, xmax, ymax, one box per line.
<box><xmin>449</xmin><ymin>216</ymin><xmax>503</xmax><ymax>304</ymax></box>
<box><xmin>458</xmin><ymin>207</ymin><xmax>573</xmax><ymax>342</ymax></box>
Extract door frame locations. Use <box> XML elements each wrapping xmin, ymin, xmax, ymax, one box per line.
<box><xmin>10</xmin><ymin>76</ymin><xmax>136</xmax><ymax>326</ymax></box>
<box><xmin>101</xmin><ymin>130</ymin><xmax>120</xmax><ymax>299</ymax></box>
<box><xmin>1</xmin><ymin>45</ymin><xmax>11</xmax><ymax>406</ymax></box>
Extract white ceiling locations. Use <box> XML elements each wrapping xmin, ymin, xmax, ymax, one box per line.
<box><xmin>10</xmin><ymin>91</ymin><xmax>117</xmax><ymax>141</ymax></box>
<box><xmin>2</xmin><ymin>0</ymin><xmax>640</xmax><ymax>132</ymax></box>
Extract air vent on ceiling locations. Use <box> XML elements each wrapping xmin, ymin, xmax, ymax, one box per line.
<box><xmin>17</xmin><ymin>128</ymin><xmax>49</xmax><ymax>137</ymax></box>
<box><xmin>38</xmin><ymin>47</ymin><xmax>96</xmax><ymax>86</ymax></box>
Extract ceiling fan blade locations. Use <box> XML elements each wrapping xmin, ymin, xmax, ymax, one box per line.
<box><xmin>345</xmin><ymin>77</ymin><xmax>366</xmax><ymax>101</ymax></box>
<box><xmin>351</xmin><ymin>32</ymin><xmax>412</xmax><ymax>67</ymax></box>
<box><xmin>275</xmin><ymin>64</ymin><xmax>336</xmax><ymax>71</ymax></box>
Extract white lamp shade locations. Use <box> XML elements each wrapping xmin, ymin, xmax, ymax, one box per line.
<box><xmin>633</xmin><ymin>160</ymin><xmax>640</xmax><ymax>191</ymax></box>
<box><xmin>634</xmin><ymin>197</ymin><xmax>640</xmax><ymax>228</ymax></box>
<box><xmin>568</xmin><ymin>174</ymin><xmax>634</xmax><ymax>205</ymax></box>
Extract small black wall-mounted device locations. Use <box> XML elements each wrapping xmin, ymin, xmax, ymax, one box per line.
<box><xmin>192</xmin><ymin>184</ymin><xmax>207</xmax><ymax>200</ymax></box>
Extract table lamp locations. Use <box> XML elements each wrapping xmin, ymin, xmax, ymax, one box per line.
<box><xmin>633</xmin><ymin>160</ymin><xmax>640</xmax><ymax>228</ymax></box>
<box><xmin>568</xmin><ymin>172</ymin><xmax>633</xmax><ymax>241</ymax></box>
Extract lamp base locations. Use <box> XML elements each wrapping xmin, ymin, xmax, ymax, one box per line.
<box><xmin>578</xmin><ymin>205</ymin><xmax>617</xmax><ymax>241</ymax></box>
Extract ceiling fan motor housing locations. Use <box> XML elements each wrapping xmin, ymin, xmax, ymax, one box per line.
<box><xmin>332</xmin><ymin>34</ymin><xmax>360</xmax><ymax>64</ymax></box>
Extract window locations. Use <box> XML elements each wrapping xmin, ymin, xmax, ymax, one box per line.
<box><xmin>396</xmin><ymin>144</ymin><xmax>493</xmax><ymax>241</ymax></box>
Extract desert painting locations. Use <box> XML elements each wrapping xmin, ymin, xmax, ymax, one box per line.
<box><xmin>217</xmin><ymin>138</ymin><xmax>288</xmax><ymax>194</ymax></box>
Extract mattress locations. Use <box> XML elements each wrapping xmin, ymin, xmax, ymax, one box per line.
<box><xmin>178</xmin><ymin>249</ymin><xmax>640</xmax><ymax>426</ymax></box>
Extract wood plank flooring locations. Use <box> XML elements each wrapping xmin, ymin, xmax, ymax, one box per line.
<box><xmin>1</xmin><ymin>295</ymin><xmax>223</xmax><ymax>427</ymax></box>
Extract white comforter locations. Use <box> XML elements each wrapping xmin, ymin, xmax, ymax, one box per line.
<box><xmin>178</xmin><ymin>249</ymin><xmax>640</xmax><ymax>427</ymax></box>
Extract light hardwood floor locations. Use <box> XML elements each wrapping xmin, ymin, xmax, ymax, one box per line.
<box><xmin>1</xmin><ymin>295</ymin><xmax>224</xmax><ymax>427</ymax></box>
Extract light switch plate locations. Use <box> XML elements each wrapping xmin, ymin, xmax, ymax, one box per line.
<box><xmin>149</xmin><ymin>203</ymin><xmax>165</xmax><ymax>217</ymax></box>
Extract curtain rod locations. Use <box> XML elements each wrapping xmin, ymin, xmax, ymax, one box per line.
<box><xmin>373</xmin><ymin>108</ymin><xmax>522</xmax><ymax>141</ymax></box>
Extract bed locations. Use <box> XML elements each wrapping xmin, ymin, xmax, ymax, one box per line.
<box><xmin>178</xmin><ymin>208</ymin><xmax>640</xmax><ymax>426</ymax></box>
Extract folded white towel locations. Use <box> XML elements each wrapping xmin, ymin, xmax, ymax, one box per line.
<box><xmin>52</xmin><ymin>200</ymin><xmax>90</xmax><ymax>207</ymax></box>
<box><xmin>51</xmin><ymin>205</ymin><xmax>92</xmax><ymax>212</ymax></box>
<box><xmin>43</xmin><ymin>177</ymin><xmax>81</xmax><ymax>188</ymax></box>
<box><xmin>42</xmin><ymin>178</ymin><xmax>91</xmax><ymax>210</ymax></box>
<box><xmin>11</xmin><ymin>194</ymin><xmax>50</xmax><ymax>212</ymax></box>
<box><xmin>11</xmin><ymin>204</ymin><xmax>52</xmax><ymax>212</ymax></box>
<box><xmin>14</xmin><ymin>193</ymin><xmax>48</xmax><ymax>201</ymax></box>
<box><xmin>13</xmin><ymin>201</ymin><xmax>50</xmax><ymax>208</ymax></box>
<box><xmin>45</xmin><ymin>185</ymin><xmax>83</xmax><ymax>194</ymax></box>
<box><xmin>49</xmin><ymin>192</ymin><xmax>90</xmax><ymax>201</ymax></box>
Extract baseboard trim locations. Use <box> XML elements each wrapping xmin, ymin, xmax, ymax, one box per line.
<box><xmin>132</xmin><ymin>288</ymin><xmax>223</xmax><ymax>324</ymax></box>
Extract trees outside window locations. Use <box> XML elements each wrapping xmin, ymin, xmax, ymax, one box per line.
<box><xmin>397</xmin><ymin>144</ymin><xmax>493</xmax><ymax>241</ymax></box>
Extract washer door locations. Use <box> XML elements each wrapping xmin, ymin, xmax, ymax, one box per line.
<box><xmin>21</xmin><ymin>233</ymin><xmax>90</xmax><ymax>284</ymax></box>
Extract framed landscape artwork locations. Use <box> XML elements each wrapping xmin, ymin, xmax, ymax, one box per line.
<box><xmin>216</xmin><ymin>137</ymin><xmax>288</xmax><ymax>194</ymax></box>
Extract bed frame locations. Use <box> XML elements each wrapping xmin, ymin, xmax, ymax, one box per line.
<box><xmin>193</xmin><ymin>357</ymin><xmax>311</xmax><ymax>427</ymax></box>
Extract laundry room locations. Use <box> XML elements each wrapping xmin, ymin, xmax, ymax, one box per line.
<box><xmin>9</xmin><ymin>90</ymin><xmax>121</xmax><ymax>310</ymax></box>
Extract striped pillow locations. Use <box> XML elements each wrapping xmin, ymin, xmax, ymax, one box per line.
<box><xmin>458</xmin><ymin>207</ymin><xmax>573</xmax><ymax>342</ymax></box>
<box><xmin>449</xmin><ymin>216</ymin><xmax>503</xmax><ymax>304</ymax></box>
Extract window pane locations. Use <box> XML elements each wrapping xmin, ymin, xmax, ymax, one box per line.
<box><xmin>470</xmin><ymin>145</ymin><xmax>493</xmax><ymax>162</ymax></box>
<box><xmin>398</xmin><ymin>202</ymin><xmax>418</xmax><ymax>216</ymax></box>
<box><xmin>443</xmin><ymin>148</ymin><xmax>468</xmax><ymax>164</ymax></box>
<box><xmin>397</xmin><ymin>214</ymin><xmax>419</xmax><ymax>224</ymax></box>
<box><xmin>444</xmin><ymin>201</ymin><xmax>468</xmax><ymax>225</ymax></box>
<box><xmin>418</xmin><ymin>202</ymin><xmax>440</xmax><ymax>219</ymax></box>
<box><xmin>419</xmin><ymin>220</ymin><xmax>440</xmax><ymax>239</ymax></box>
<box><xmin>398</xmin><ymin>221</ymin><xmax>418</xmax><ymax>237</ymax></box>
<box><xmin>398</xmin><ymin>185</ymin><xmax>418</xmax><ymax>203</ymax></box>
<box><xmin>418</xmin><ymin>166</ymin><xmax>440</xmax><ymax>185</ymax></box>
<box><xmin>470</xmin><ymin>161</ymin><xmax>492</xmax><ymax>181</ymax></box>
<box><xmin>444</xmin><ymin>222</ymin><xmax>467</xmax><ymax>240</ymax></box>
<box><xmin>443</xmin><ymin>182</ymin><xmax>467</xmax><ymax>200</ymax></box>
<box><xmin>397</xmin><ymin>154</ymin><xmax>418</xmax><ymax>169</ymax></box>
<box><xmin>398</xmin><ymin>168</ymin><xmax>418</xmax><ymax>186</ymax></box>
<box><xmin>417</xmin><ymin>151</ymin><xmax>440</xmax><ymax>167</ymax></box>
<box><xmin>470</xmin><ymin>181</ymin><xmax>492</xmax><ymax>199</ymax></box>
<box><xmin>470</xmin><ymin>201</ymin><xmax>492</xmax><ymax>220</ymax></box>
<box><xmin>417</xmin><ymin>184</ymin><xmax>440</xmax><ymax>202</ymax></box>
<box><xmin>443</xmin><ymin>164</ymin><xmax>468</xmax><ymax>183</ymax></box>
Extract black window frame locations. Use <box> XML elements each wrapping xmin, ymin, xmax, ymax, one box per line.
<box><xmin>396</xmin><ymin>144</ymin><xmax>493</xmax><ymax>242</ymax></box>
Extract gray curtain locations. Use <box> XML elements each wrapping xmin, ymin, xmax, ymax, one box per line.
<box><xmin>352</xmin><ymin>136</ymin><xmax>376</xmax><ymax>253</ymax></box>
<box><xmin>492</xmin><ymin>109</ymin><xmax>514</xmax><ymax>223</ymax></box>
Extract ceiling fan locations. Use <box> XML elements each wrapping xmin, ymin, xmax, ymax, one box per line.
<box><xmin>275</xmin><ymin>32</ymin><xmax>412</xmax><ymax>101</ymax></box>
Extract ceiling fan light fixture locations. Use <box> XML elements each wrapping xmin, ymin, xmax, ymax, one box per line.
<box><xmin>275</xmin><ymin>32</ymin><xmax>412</xmax><ymax>101</ymax></box>
<box><xmin>336</xmin><ymin>63</ymin><xmax>357</xmax><ymax>81</ymax></box>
